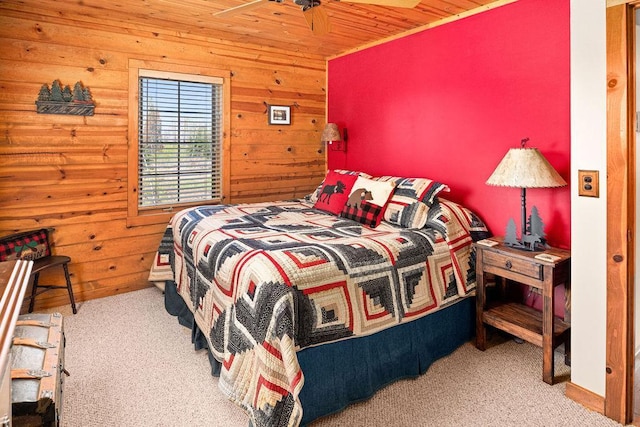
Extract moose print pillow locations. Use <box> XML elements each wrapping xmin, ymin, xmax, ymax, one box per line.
<box><xmin>340</xmin><ymin>177</ymin><xmax>396</xmax><ymax>228</ymax></box>
<box><xmin>307</xmin><ymin>169</ymin><xmax>372</xmax><ymax>204</ymax></box>
<box><xmin>312</xmin><ymin>170</ymin><xmax>358</xmax><ymax>215</ymax></box>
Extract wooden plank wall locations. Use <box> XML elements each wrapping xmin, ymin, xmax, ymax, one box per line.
<box><xmin>0</xmin><ymin>6</ymin><xmax>327</xmax><ymax>310</ymax></box>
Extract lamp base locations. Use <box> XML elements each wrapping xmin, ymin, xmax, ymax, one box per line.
<box><xmin>503</xmin><ymin>236</ymin><xmax>548</xmax><ymax>252</ymax></box>
<box><xmin>503</xmin><ymin>208</ymin><xmax>548</xmax><ymax>251</ymax></box>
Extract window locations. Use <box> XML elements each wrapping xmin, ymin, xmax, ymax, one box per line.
<box><xmin>138</xmin><ymin>77</ymin><xmax>221</xmax><ymax>207</ymax></box>
<box><xmin>128</xmin><ymin>61</ymin><xmax>230</xmax><ymax>226</ymax></box>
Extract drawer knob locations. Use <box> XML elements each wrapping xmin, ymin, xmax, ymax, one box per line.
<box><xmin>505</xmin><ymin>260</ymin><xmax>512</xmax><ymax>269</ymax></box>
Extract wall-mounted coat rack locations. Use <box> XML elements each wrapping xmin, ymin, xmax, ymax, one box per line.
<box><xmin>36</xmin><ymin>80</ymin><xmax>95</xmax><ymax>116</ymax></box>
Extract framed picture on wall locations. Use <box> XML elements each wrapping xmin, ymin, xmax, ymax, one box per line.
<box><xmin>268</xmin><ymin>105</ymin><xmax>291</xmax><ymax>125</ymax></box>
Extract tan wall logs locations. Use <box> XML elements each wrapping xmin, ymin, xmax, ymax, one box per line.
<box><xmin>0</xmin><ymin>7</ymin><xmax>327</xmax><ymax>309</ymax></box>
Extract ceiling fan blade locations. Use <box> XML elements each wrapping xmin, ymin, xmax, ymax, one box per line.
<box><xmin>303</xmin><ymin>6</ymin><xmax>330</xmax><ymax>35</ymax></box>
<box><xmin>214</xmin><ymin>0</ymin><xmax>267</xmax><ymax>17</ymax></box>
<box><xmin>338</xmin><ymin>0</ymin><xmax>421</xmax><ymax>8</ymax></box>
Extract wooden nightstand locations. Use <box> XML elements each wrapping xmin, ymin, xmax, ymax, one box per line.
<box><xmin>474</xmin><ymin>238</ymin><xmax>571</xmax><ymax>385</ymax></box>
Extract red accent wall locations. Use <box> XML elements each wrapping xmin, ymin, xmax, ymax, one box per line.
<box><xmin>327</xmin><ymin>0</ymin><xmax>570</xmax><ymax>248</ymax></box>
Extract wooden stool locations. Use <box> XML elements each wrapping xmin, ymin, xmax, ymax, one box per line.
<box><xmin>29</xmin><ymin>255</ymin><xmax>77</xmax><ymax>314</ymax></box>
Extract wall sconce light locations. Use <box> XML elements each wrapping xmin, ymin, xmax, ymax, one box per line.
<box><xmin>321</xmin><ymin>123</ymin><xmax>347</xmax><ymax>152</ymax></box>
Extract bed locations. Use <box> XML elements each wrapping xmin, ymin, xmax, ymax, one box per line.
<box><xmin>149</xmin><ymin>171</ymin><xmax>489</xmax><ymax>427</ymax></box>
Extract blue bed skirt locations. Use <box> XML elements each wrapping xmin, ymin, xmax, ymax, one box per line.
<box><xmin>164</xmin><ymin>281</ymin><xmax>474</xmax><ymax>426</ymax></box>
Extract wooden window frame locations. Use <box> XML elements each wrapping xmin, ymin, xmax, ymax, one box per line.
<box><xmin>127</xmin><ymin>59</ymin><xmax>231</xmax><ymax>227</ymax></box>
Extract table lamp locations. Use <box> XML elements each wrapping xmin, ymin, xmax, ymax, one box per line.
<box><xmin>486</xmin><ymin>138</ymin><xmax>567</xmax><ymax>250</ymax></box>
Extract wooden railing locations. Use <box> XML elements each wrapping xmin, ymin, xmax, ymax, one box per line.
<box><xmin>0</xmin><ymin>261</ymin><xmax>33</xmax><ymax>426</ymax></box>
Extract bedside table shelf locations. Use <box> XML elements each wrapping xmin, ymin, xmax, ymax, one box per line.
<box><xmin>474</xmin><ymin>238</ymin><xmax>571</xmax><ymax>385</ymax></box>
<box><xmin>483</xmin><ymin>302</ymin><xmax>570</xmax><ymax>348</ymax></box>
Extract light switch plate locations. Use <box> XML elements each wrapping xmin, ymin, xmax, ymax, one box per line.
<box><xmin>578</xmin><ymin>170</ymin><xmax>599</xmax><ymax>197</ymax></box>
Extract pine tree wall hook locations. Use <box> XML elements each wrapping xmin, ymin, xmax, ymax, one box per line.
<box><xmin>36</xmin><ymin>80</ymin><xmax>95</xmax><ymax>116</ymax></box>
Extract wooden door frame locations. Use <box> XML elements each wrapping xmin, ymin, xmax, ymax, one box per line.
<box><xmin>606</xmin><ymin>2</ymin><xmax>636</xmax><ymax>424</ymax></box>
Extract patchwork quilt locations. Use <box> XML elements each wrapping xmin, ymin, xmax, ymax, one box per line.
<box><xmin>149</xmin><ymin>198</ymin><xmax>488</xmax><ymax>427</ymax></box>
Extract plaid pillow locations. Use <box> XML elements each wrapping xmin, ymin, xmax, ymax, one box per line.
<box><xmin>341</xmin><ymin>201</ymin><xmax>383</xmax><ymax>228</ymax></box>
<box><xmin>376</xmin><ymin>176</ymin><xmax>449</xmax><ymax>229</ymax></box>
<box><xmin>0</xmin><ymin>229</ymin><xmax>51</xmax><ymax>262</ymax></box>
<box><xmin>340</xmin><ymin>177</ymin><xmax>395</xmax><ymax>228</ymax></box>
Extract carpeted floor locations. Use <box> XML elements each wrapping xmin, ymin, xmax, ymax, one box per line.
<box><xmin>44</xmin><ymin>287</ymin><xmax>624</xmax><ymax>427</ymax></box>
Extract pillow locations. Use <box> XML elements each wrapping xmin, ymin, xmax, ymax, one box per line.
<box><xmin>0</xmin><ymin>229</ymin><xmax>51</xmax><ymax>262</ymax></box>
<box><xmin>306</xmin><ymin>170</ymin><xmax>372</xmax><ymax>204</ymax></box>
<box><xmin>377</xmin><ymin>176</ymin><xmax>449</xmax><ymax>229</ymax></box>
<box><xmin>384</xmin><ymin>201</ymin><xmax>431</xmax><ymax>229</ymax></box>
<box><xmin>340</xmin><ymin>177</ymin><xmax>396</xmax><ymax>227</ymax></box>
<box><xmin>313</xmin><ymin>171</ymin><xmax>358</xmax><ymax>215</ymax></box>
<box><xmin>334</xmin><ymin>169</ymin><xmax>372</xmax><ymax>178</ymax></box>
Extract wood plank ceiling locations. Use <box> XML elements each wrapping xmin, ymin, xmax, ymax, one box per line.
<box><xmin>0</xmin><ymin>0</ymin><xmax>511</xmax><ymax>58</ymax></box>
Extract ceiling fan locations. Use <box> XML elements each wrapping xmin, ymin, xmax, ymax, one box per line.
<box><xmin>213</xmin><ymin>0</ymin><xmax>421</xmax><ymax>36</ymax></box>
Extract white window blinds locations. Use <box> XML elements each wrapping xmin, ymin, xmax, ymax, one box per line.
<box><xmin>138</xmin><ymin>76</ymin><xmax>222</xmax><ymax>208</ymax></box>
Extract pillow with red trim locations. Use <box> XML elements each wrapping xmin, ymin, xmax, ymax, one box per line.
<box><xmin>0</xmin><ymin>229</ymin><xmax>51</xmax><ymax>262</ymax></box>
<box><xmin>307</xmin><ymin>170</ymin><xmax>372</xmax><ymax>204</ymax></box>
<box><xmin>340</xmin><ymin>177</ymin><xmax>396</xmax><ymax>228</ymax></box>
<box><xmin>312</xmin><ymin>171</ymin><xmax>358</xmax><ymax>215</ymax></box>
<box><xmin>376</xmin><ymin>176</ymin><xmax>450</xmax><ymax>229</ymax></box>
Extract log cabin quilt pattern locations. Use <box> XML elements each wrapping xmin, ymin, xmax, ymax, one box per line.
<box><xmin>149</xmin><ymin>198</ymin><xmax>488</xmax><ymax>427</ymax></box>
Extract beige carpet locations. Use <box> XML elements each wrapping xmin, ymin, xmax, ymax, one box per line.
<box><xmin>43</xmin><ymin>287</ymin><xmax>624</xmax><ymax>427</ymax></box>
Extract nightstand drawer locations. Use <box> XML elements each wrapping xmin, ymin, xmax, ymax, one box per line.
<box><xmin>483</xmin><ymin>250</ymin><xmax>542</xmax><ymax>280</ymax></box>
